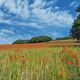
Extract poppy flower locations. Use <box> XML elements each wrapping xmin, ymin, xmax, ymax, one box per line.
<box><xmin>10</xmin><ymin>56</ymin><xmax>13</xmax><ymax>60</ymax></box>
<box><xmin>22</xmin><ymin>60</ymin><xmax>28</xmax><ymax>63</ymax></box>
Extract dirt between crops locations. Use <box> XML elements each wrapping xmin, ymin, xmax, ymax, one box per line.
<box><xmin>0</xmin><ymin>40</ymin><xmax>80</xmax><ymax>49</ymax></box>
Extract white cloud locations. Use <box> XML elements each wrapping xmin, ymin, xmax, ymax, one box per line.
<box><xmin>0</xmin><ymin>19</ymin><xmax>11</xmax><ymax>24</ymax></box>
<box><xmin>0</xmin><ymin>10</ymin><xmax>4</xmax><ymax>17</ymax></box>
<box><xmin>0</xmin><ymin>29</ymin><xmax>14</xmax><ymax>34</ymax></box>
<box><xmin>31</xmin><ymin>0</ymin><xmax>43</xmax><ymax>8</ymax></box>
<box><xmin>0</xmin><ymin>0</ymin><xmax>74</xmax><ymax>28</ymax></box>
<box><xmin>70</xmin><ymin>1</ymin><xmax>79</xmax><ymax>8</ymax></box>
<box><xmin>31</xmin><ymin>0</ymin><xmax>57</xmax><ymax>8</ymax></box>
<box><xmin>49</xmin><ymin>32</ymin><xmax>67</xmax><ymax>39</ymax></box>
<box><xmin>70</xmin><ymin>1</ymin><xmax>76</xmax><ymax>6</ymax></box>
<box><xmin>0</xmin><ymin>34</ymin><xmax>33</xmax><ymax>44</ymax></box>
<box><xmin>0</xmin><ymin>0</ymin><xmax>30</xmax><ymax>18</ymax></box>
<box><xmin>30</xmin><ymin>0</ymin><xmax>74</xmax><ymax>27</ymax></box>
<box><xmin>32</xmin><ymin>7</ymin><xmax>74</xmax><ymax>26</ymax></box>
<box><xmin>0</xmin><ymin>31</ymin><xmax>7</xmax><ymax>39</ymax></box>
<box><xmin>54</xmin><ymin>6</ymin><xmax>60</xmax><ymax>10</ymax></box>
<box><xmin>0</xmin><ymin>0</ymin><xmax>4</xmax><ymax>6</ymax></box>
<box><xmin>0</xmin><ymin>18</ymin><xmax>43</xmax><ymax>28</ymax></box>
<box><xmin>50</xmin><ymin>32</ymin><xmax>59</xmax><ymax>38</ymax></box>
<box><xmin>0</xmin><ymin>28</ymin><xmax>33</xmax><ymax>44</ymax></box>
<box><xmin>23</xmin><ymin>22</ymin><xmax>42</xmax><ymax>28</ymax></box>
<box><xmin>0</xmin><ymin>29</ymin><xmax>15</xmax><ymax>39</ymax></box>
<box><xmin>14</xmin><ymin>21</ymin><xmax>43</xmax><ymax>28</ymax></box>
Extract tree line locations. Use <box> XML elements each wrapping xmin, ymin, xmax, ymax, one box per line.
<box><xmin>13</xmin><ymin>36</ymin><xmax>53</xmax><ymax>44</ymax></box>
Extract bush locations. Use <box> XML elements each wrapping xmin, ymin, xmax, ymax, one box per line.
<box><xmin>12</xmin><ymin>36</ymin><xmax>53</xmax><ymax>44</ymax></box>
<box><xmin>13</xmin><ymin>40</ymin><xmax>31</xmax><ymax>44</ymax></box>
<box><xmin>13</xmin><ymin>40</ymin><xmax>25</xmax><ymax>44</ymax></box>
<box><xmin>56</xmin><ymin>36</ymin><xmax>72</xmax><ymax>40</ymax></box>
<box><xmin>30</xmin><ymin>36</ymin><xmax>53</xmax><ymax>43</ymax></box>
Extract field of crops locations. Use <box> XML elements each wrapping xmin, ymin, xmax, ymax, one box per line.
<box><xmin>0</xmin><ymin>43</ymin><xmax>80</xmax><ymax>80</ymax></box>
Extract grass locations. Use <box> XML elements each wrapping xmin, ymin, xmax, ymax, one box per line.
<box><xmin>0</xmin><ymin>46</ymin><xmax>80</xmax><ymax>80</ymax></box>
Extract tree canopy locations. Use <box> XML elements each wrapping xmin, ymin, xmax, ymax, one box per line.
<box><xmin>56</xmin><ymin>36</ymin><xmax>72</xmax><ymax>40</ymax></box>
<box><xmin>12</xmin><ymin>36</ymin><xmax>53</xmax><ymax>44</ymax></box>
<box><xmin>71</xmin><ymin>6</ymin><xmax>80</xmax><ymax>40</ymax></box>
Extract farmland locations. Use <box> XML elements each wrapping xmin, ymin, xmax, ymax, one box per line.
<box><xmin>0</xmin><ymin>40</ymin><xmax>80</xmax><ymax>80</ymax></box>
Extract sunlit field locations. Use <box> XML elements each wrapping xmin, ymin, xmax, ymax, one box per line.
<box><xmin>0</xmin><ymin>43</ymin><xmax>80</xmax><ymax>80</ymax></box>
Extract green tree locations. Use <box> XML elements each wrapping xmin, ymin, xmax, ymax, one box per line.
<box><xmin>13</xmin><ymin>40</ymin><xmax>25</xmax><ymax>44</ymax></box>
<box><xmin>12</xmin><ymin>40</ymin><xmax>30</xmax><ymax>44</ymax></box>
<box><xmin>56</xmin><ymin>36</ymin><xmax>72</xmax><ymax>40</ymax></box>
<box><xmin>30</xmin><ymin>36</ymin><xmax>53</xmax><ymax>43</ymax></box>
<box><xmin>12</xmin><ymin>35</ymin><xmax>53</xmax><ymax>44</ymax></box>
<box><xmin>71</xmin><ymin>6</ymin><xmax>80</xmax><ymax>40</ymax></box>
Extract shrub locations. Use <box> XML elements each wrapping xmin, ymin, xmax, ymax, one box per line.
<box><xmin>13</xmin><ymin>40</ymin><xmax>25</xmax><ymax>44</ymax></box>
<box><xmin>12</xmin><ymin>36</ymin><xmax>53</xmax><ymax>44</ymax></box>
<box><xmin>13</xmin><ymin>40</ymin><xmax>30</xmax><ymax>44</ymax></box>
<box><xmin>56</xmin><ymin>36</ymin><xmax>72</xmax><ymax>40</ymax></box>
<box><xmin>30</xmin><ymin>36</ymin><xmax>53</xmax><ymax>43</ymax></box>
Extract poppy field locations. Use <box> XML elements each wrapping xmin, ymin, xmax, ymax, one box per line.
<box><xmin>0</xmin><ymin>44</ymin><xmax>80</xmax><ymax>80</ymax></box>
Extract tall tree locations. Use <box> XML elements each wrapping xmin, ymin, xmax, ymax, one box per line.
<box><xmin>71</xmin><ymin>6</ymin><xmax>80</xmax><ymax>40</ymax></box>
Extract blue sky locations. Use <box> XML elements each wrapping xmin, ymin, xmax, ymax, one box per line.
<box><xmin>0</xmin><ymin>0</ymin><xmax>80</xmax><ymax>44</ymax></box>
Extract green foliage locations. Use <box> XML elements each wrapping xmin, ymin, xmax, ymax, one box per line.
<box><xmin>13</xmin><ymin>40</ymin><xmax>25</xmax><ymax>44</ymax></box>
<box><xmin>12</xmin><ymin>36</ymin><xmax>53</xmax><ymax>44</ymax></box>
<box><xmin>56</xmin><ymin>36</ymin><xmax>72</xmax><ymax>40</ymax></box>
<box><xmin>30</xmin><ymin>36</ymin><xmax>53</xmax><ymax>43</ymax></box>
<box><xmin>71</xmin><ymin>6</ymin><xmax>80</xmax><ymax>40</ymax></box>
<box><xmin>13</xmin><ymin>40</ymin><xmax>31</xmax><ymax>44</ymax></box>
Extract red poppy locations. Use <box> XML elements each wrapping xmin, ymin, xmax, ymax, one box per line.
<box><xmin>68</xmin><ymin>50</ymin><xmax>73</xmax><ymax>54</ymax></box>
<box><xmin>71</xmin><ymin>54</ymin><xmax>77</xmax><ymax>59</ymax></box>
<box><xmin>14</xmin><ymin>56</ymin><xmax>18</xmax><ymax>60</ymax></box>
<box><xmin>21</xmin><ymin>55</ymin><xmax>25</xmax><ymax>58</ymax></box>
<box><xmin>66</xmin><ymin>59</ymin><xmax>73</xmax><ymax>65</ymax></box>
<box><xmin>22</xmin><ymin>60</ymin><xmax>28</xmax><ymax>63</ymax></box>
<box><xmin>10</xmin><ymin>56</ymin><xmax>13</xmax><ymax>60</ymax></box>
